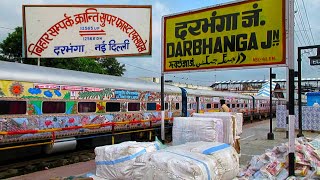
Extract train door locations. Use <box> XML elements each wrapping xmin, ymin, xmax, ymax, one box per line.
<box><xmin>179</xmin><ymin>87</ymin><xmax>187</xmax><ymax>117</ymax></box>
<box><xmin>196</xmin><ymin>96</ymin><xmax>200</xmax><ymax>113</ymax></box>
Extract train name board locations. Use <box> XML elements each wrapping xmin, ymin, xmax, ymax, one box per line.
<box><xmin>23</xmin><ymin>5</ymin><xmax>152</xmax><ymax>58</ymax></box>
<box><xmin>310</xmin><ymin>59</ymin><xmax>320</xmax><ymax>66</ymax></box>
<box><xmin>162</xmin><ymin>0</ymin><xmax>286</xmax><ymax>73</ymax></box>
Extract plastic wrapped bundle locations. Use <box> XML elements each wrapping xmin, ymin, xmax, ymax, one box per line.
<box><xmin>166</xmin><ymin>141</ymin><xmax>240</xmax><ymax>180</ymax></box>
<box><xmin>193</xmin><ymin>113</ymin><xmax>234</xmax><ymax>144</ymax></box>
<box><xmin>95</xmin><ymin>141</ymin><xmax>160</xmax><ymax>179</ymax></box>
<box><xmin>172</xmin><ymin>117</ymin><xmax>224</xmax><ymax>145</ymax></box>
<box><xmin>204</xmin><ymin>112</ymin><xmax>243</xmax><ymax>136</ymax></box>
<box><xmin>234</xmin><ymin>113</ymin><xmax>243</xmax><ymax>135</ymax></box>
<box><xmin>133</xmin><ymin>141</ymin><xmax>239</xmax><ymax>180</ymax></box>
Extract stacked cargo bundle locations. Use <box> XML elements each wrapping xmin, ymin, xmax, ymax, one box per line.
<box><xmin>133</xmin><ymin>141</ymin><xmax>239</xmax><ymax>180</ymax></box>
<box><xmin>172</xmin><ymin>117</ymin><xmax>224</xmax><ymax>145</ymax></box>
<box><xmin>236</xmin><ymin>136</ymin><xmax>320</xmax><ymax>179</ymax></box>
<box><xmin>192</xmin><ymin>112</ymin><xmax>241</xmax><ymax>153</ymax></box>
<box><xmin>92</xmin><ymin>141</ymin><xmax>240</xmax><ymax>179</ymax></box>
<box><xmin>94</xmin><ymin>141</ymin><xmax>160</xmax><ymax>179</ymax></box>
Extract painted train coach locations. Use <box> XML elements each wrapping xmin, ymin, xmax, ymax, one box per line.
<box><xmin>0</xmin><ymin>61</ymin><xmax>285</xmax><ymax>151</ymax></box>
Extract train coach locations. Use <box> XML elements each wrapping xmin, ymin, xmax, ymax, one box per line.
<box><xmin>0</xmin><ymin>61</ymin><xmax>285</xmax><ymax>153</ymax></box>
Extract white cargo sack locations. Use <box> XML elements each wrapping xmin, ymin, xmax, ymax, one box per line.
<box><xmin>193</xmin><ymin>113</ymin><xmax>234</xmax><ymax>144</ymax></box>
<box><xmin>234</xmin><ymin>113</ymin><xmax>243</xmax><ymax>135</ymax></box>
<box><xmin>95</xmin><ymin>141</ymin><xmax>160</xmax><ymax>179</ymax></box>
<box><xmin>204</xmin><ymin>112</ymin><xmax>243</xmax><ymax>136</ymax></box>
<box><xmin>133</xmin><ymin>141</ymin><xmax>239</xmax><ymax>180</ymax></box>
<box><xmin>172</xmin><ymin>117</ymin><xmax>224</xmax><ymax>146</ymax></box>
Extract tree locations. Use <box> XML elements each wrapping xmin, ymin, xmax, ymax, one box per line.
<box><xmin>97</xmin><ymin>57</ymin><xmax>126</xmax><ymax>76</ymax></box>
<box><xmin>0</xmin><ymin>27</ymin><xmax>126</xmax><ymax>76</ymax></box>
<box><xmin>0</xmin><ymin>27</ymin><xmax>22</xmax><ymax>61</ymax></box>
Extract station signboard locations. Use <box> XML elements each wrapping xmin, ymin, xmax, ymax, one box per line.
<box><xmin>310</xmin><ymin>59</ymin><xmax>320</xmax><ymax>66</ymax></box>
<box><xmin>23</xmin><ymin>5</ymin><xmax>152</xmax><ymax>58</ymax></box>
<box><xmin>162</xmin><ymin>0</ymin><xmax>286</xmax><ymax>73</ymax></box>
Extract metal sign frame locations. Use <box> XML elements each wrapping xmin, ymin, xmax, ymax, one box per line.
<box><xmin>161</xmin><ymin>0</ymin><xmax>286</xmax><ymax>74</ymax></box>
<box><xmin>23</xmin><ymin>5</ymin><xmax>152</xmax><ymax>58</ymax></box>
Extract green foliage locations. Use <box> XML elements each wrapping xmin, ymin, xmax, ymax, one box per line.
<box><xmin>63</xmin><ymin>92</ymin><xmax>71</xmax><ymax>100</ymax></box>
<box><xmin>0</xmin><ymin>27</ymin><xmax>22</xmax><ymax>61</ymax></box>
<box><xmin>78</xmin><ymin>88</ymin><xmax>113</xmax><ymax>100</ymax></box>
<box><xmin>97</xmin><ymin>57</ymin><xmax>126</xmax><ymax>76</ymax></box>
<box><xmin>21</xmin><ymin>95</ymin><xmax>41</xmax><ymax>99</ymax></box>
<box><xmin>0</xmin><ymin>27</ymin><xmax>126</xmax><ymax>76</ymax></box>
<box><xmin>0</xmin><ymin>88</ymin><xmax>4</xmax><ymax>97</ymax></box>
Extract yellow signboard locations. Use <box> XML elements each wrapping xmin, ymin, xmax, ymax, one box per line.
<box><xmin>163</xmin><ymin>0</ymin><xmax>286</xmax><ymax>73</ymax></box>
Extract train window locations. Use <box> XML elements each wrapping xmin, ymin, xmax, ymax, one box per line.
<box><xmin>106</xmin><ymin>102</ymin><xmax>120</xmax><ymax>112</ymax></box>
<box><xmin>227</xmin><ymin>104</ymin><xmax>230</xmax><ymax>108</ymax></box>
<box><xmin>245</xmin><ymin>104</ymin><xmax>248</xmax><ymax>108</ymax></box>
<box><xmin>78</xmin><ymin>102</ymin><xmax>96</xmax><ymax>113</ymax></box>
<box><xmin>232</xmin><ymin>104</ymin><xmax>236</xmax><ymax>108</ymax></box>
<box><xmin>43</xmin><ymin>101</ymin><xmax>65</xmax><ymax>114</ymax></box>
<box><xmin>237</xmin><ymin>104</ymin><xmax>240</xmax><ymax>108</ymax></box>
<box><xmin>0</xmin><ymin>100</ymin><xmax>26</xmax><ymax>115</ymax></box>
<box><xmin>147</xmin><ymin>103</ymin><xmax>156</xmax><ymax>111</ymax></box>
<box><xmin>128</xmin><ymin>102</ymin><xmax>140</xmax><ymax>111</ymax></box>
<box><xmin>187</xmin><ymin>103</ymin><xmax>192</xmax><ymax>110</ymax></box>
<box><xmin>206</xmin><ymin>103</ymin><xmax>212</xmax><ymax>109</ymax></box>
<box><xmin>175</xmin><ymin>103</ymin><xmax>180</xmax><ymax>110</ymax></box>
<box><xmin>165</xmin><ymin>103</ymin><xmax>169</xmax><ymax>110</ymax></box>
<box><xmin>214</xmin><ymin>104</ymin><xmax>219</xmax><ymax>109</ymax></box>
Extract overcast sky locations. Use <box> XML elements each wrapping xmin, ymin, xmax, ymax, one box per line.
<box><xmin>1</xmin><ymin>0</ymin><xmax>320</xmax><ymax>86</ymax></box>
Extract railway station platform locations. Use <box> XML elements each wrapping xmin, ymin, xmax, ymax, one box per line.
<box><xmin>8</xmin><ymin>119</ymin><xmax>320</xmax><ymax>180</ymax></box>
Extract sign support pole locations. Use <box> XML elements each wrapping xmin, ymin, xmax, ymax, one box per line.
<box><xmin>160</xmin><ymin>16</ymin><xmax>165</xmax><ymax>143</ymax></box>
<box><xmin>297</xmin><ymin>47</ymin><xmax>303</xmax><ymax>137</ymax></box>
<box><xmin>160</xmin><ymin>73</ymin><xmax>165</xmax><ymax>143</ymax></box>
<box><xmin>267</xmin><ymin>68</ymin><xmax>274</xmax><ymax>140</ymax></box>
<box><xmin>287</xmin><ymin>0</ymin><xmax>295</xmax><ymax>176</ymax></box>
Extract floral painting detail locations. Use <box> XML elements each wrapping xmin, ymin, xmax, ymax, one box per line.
<box><xmin>63</xmin><ymin>92</ymin><xmax>71</xmax><ymax>100</ymax></box>
<box><xmin>44</xmin><ymin>90</ymin><xmax>53</xmax><ymax>98</ymax></box>
<box><xmin>10</xmin><ymin>82</ymin><xmax>24</xmax><ymax>96</ymax></box>
<box><xmin>78</xmin><ymin>88</ymin><xmax>113</xmax><ymax>100</ymax></box>
<box><xmin>96</xmin><ymin>102</ymin><xmax>106</xmax><ymax>113</ymax></box>
<box><xmin>27</xmin><ymin>104</ymin><xmax>36</xmax><ymax>115</ymax></box>
<box><xmin>66</xmin><ymin>101</ymin><xmax>77</xmax><ymax>114</ymax></box>
<box><xmin>54</xmin><ymin>90</ymin><xmax>62</xmax><ymax>97</ymax></box>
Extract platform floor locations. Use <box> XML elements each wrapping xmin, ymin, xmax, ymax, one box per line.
<box><xmin>9</xmin><ymin>119</ymin><xmax>320</xmax><ymax>180</ymax></box>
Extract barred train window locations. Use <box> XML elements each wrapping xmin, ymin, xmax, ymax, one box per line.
<box><xmin>214</xmin><ymin>104</ymin><xmax>219</xmax><ymax>109</ymax></box>
<box><xmin>187</xmin><ymin>103</ymin><xmax>192</xmax><ymax>110</ymax></box>
<box><xmin>106</xmin><ymin>102</ymin><xmax>120</xmax><ymax>112</ymax></box>
<box><xmin>147</xmin><ymin>103</ymin><xmax>156</xmax><ymax>111</ymax></box>
<box><xmin>175</xmin><ymin>103</ymin><xmax>180</xmax><ymax>110</ymax></box>
<box><xmin>42</xmin><ymin>101</ymin><xmax>65</xmax><ymax>114</ymax></box>
<box><xmin>78</xmin><ymin>102</ymin><xmax>96</xmax><ymax>113</ymax></box>
<box><xmin>165</xmin><ymin>103</ymin><xmax>169</xmax><ymax>110</ymax></box>
<box><xmin>0</xmin><ymin>100</ymin><xmax>26</xmax><ymax>115</ymax></box>
<box><xmin>232</xmin><ymin>104</ymin><xmax>236</xmax><ymax>108</ymax></box>
<box><xmin>128</xmin><ymin>103</ymin><xmax>140</xmax><ymax>111</ymax></box>
<box><xmin>206</xmin><ymin>103</ymin><xmax>212</xmax><ymax>109</ymax></box>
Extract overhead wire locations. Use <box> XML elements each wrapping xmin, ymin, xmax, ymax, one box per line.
<box><xmin>0</xmin><ymin>26</ymin><xmax>15</xmax><ymax>30</ymax></box>
<box><xmin>301</xmin><ymin>0</ymin><xmax>316</xmax><ymax>45</ymax></box>
<box><xmin>295</xmin><ymin>0</ymin><xmax>312</xmax><ymax>46</ymax></box>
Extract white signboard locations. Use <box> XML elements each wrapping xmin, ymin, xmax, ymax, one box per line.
<box><xmin>23</xmin><ymin>5</ymin><xmax>152</xmax><ymax>58</ymax></box>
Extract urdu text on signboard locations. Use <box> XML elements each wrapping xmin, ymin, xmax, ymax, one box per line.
<box><xmin>23</xmin><ymin>5</ymin><xmax>152</xmax><ymax>58</ymax></box>
<box><xmin>163</xmin><ymin>0</ymin><xmax>285</xmax><ymax>73</ymax></box>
